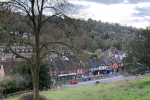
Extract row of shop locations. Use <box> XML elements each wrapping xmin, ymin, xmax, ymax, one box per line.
<box><xmin>92</xmin><ymin>66</ymin><xmax>124</xmax><ymax>76</ymax></box>
<box><xmin>51</xmin><ymin>66</ymin><xmax>124</xmax><ymax>82</ymax></box>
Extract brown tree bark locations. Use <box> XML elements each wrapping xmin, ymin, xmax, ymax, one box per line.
<box><xmin>33</xmin><ymin>73</ymin><xmax>39</xmax><ymax>100</ymax></box>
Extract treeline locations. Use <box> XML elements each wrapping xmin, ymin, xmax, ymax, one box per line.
<box><xmin>0</xmin><ymin>11</ymin><xmax>140</xmax><ymax>53</ymax></box>
<box><xmin>73</xmin><ymin>18</ymin><xmax>140</xmax><ymax>52</ymax></box>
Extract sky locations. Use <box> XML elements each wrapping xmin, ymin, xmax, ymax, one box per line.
<box><xmin>1</xmin><ymin>0</ymin><xmax>149</xmax><ymax>28</ymax></box>
<box><xmin>70</xmin><ymin>0</ymin><xmax>150</xmax><ymax>28</ymax></box>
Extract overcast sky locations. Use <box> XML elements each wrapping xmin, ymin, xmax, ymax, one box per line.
<box><xmin>70</xmin><ymin>0</ymin><xmax>150</xmax><ymax>28</ymax></box>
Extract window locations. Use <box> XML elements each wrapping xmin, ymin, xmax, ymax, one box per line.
<box><xmin>17</xmin><ymin>49</ymin><xmax>20</xmax><ymax>52</ymax></box>
<box><xmin>81</xmin><ymin>68</ymin><xmax>82</xmax><ymax>72</ymax></box>
<box><xmin>78</xmin><ymin>69</ymin><xmax>79</xmax><ymax>72</ymax></box>
<box><xmin>22</xmin><ymin>49</ymin><xmax>24</xmax><ymax>52</ymax></box>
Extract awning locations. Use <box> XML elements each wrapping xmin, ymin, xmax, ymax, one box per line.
<box><xmin>58</xmin><ymin>73</ymin><xmax>76</xmax><ymax>77</ymax></box>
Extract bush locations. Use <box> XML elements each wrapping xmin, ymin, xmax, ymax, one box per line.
<box><xmin>14</xmin><ymin>74</ymin><xmax>31</xmax><ymax>90</ymax></box>
<box><xmin>18</xmin><ymin>92</ymin><xmax>47</xmax><ymax>100</ymax></box>
<box><xmin>0</xmin><ymin>86</ymin><xmax>4</xmax><ymax>95</ymax></box>
<box><xmin>0</xmin><ymin>80</ymin><xmax>18</xmax><ymax>94</ymax></box>
<box><xmin>15</xmin><ymin>61</ymin><xmax>52</xmax><ymax>90</ymax></box>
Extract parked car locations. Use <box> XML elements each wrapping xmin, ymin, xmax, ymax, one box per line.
<box><xmin>70</xmin><ymin>80</ymin><xmax>78</xmax><ymax>84</ymax></box>
<box><xmin>82</xmin><ymin>71</ymin><xmax>92</xmax><ymax>81</ymax></box>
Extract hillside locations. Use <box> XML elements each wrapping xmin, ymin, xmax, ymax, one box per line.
<box><xmin>73</xmin><ymin>18</ymin><xmax>141</xmax><ymax>52</ymax></box>
<box><xmin>8</xmin><ymin>76</ymin><xmax>150</xmax><ymax>100</ymax></box>
<box><xmin>0</xmin><ymin>11</ymin><xmax>141</xmax><ymax>53</ymax></box>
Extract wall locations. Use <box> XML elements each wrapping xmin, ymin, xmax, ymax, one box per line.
<box><xmin>113</xmin><ymin>62</ymin><xmax>118</xmax><ymax>68</ymax></box>
<box><xmin>0</xmin><ymin>64</ymin><xmax>5</xmax><ymax>78</ymax></box>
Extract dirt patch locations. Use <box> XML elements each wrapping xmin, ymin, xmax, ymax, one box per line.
<box><xmin>84</xmin><ymin>93</ymin><xmax>92</xmax><ymax>97</ymax></box>
<box><xmin>110</xmin><ymin>87</ymin><xmax>115</xmax><ymax>90</ymax></box>
<box><xmin>95</xmin><ymin>90</ymin><xmax>104</xmax><ymax>93</ymax></box>
<box><xmin>123</xmin><ymin>88</ymin><xmax>128</xmax><ymax>91</ymax></box>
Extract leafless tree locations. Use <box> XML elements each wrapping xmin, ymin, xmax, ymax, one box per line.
<box><xmin>0</xmin><ymin>0</ymin><xmax>81</xmax><ymax>100</ymax></box>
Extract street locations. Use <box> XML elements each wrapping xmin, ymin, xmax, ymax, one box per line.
<box><xmin>57</xmin><ymin>75</ymin><xmax>134</xmax><ymax>89</ymax></box>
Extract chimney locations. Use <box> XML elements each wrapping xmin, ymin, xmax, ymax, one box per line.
<box><xmin>94</xmin><ymin>57</ymin><xmax>97</xmax><ymax>62</ymax></box>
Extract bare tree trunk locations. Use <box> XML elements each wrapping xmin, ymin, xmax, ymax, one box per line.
<box><xmin>34</xmin><ymin>29</ymin><xmax>41</xmax><ymax>100</ymax></box>
<box><xmin>33</xmin><ymin>73</ymin><xmax>39</xmax><ymax>100</ymax></box>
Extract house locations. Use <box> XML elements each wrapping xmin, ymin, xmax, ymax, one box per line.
<box><xmin>101</xmin><ymin>47</ymin><xmax>126</xmax><ymax>59</ymax></box>
<box><xmin>96</xmin><ymin>59</ymin><xmax>108</xmax><ymax>75</ymax></box>
<box><xmin>100</xmin><ymin>48</ymin><xmax>116</xmax><ymax>58</ymax></box>
<box><xmin>88</xmin><ymin>59</ymin><xmax>99</xmax><ymax>76</ymax></box>
<box><xmin>0</xmin><ymin>46</ymin><xmax>33</xmax><ymax>60</ymax></box>
<box><xmin>47</xmin><ymin>57</ymin><xmax>77</xmax><ymax>81</ymax></box>
<box><xmin>0</xmin><ymin>59</ymin><xmax>23</xmax><ymax>78</ymax></box>
<box><xmin>106</xmin><ymin>58</ymin><xmax>125</xmax><ymax>74</ymax></box>
<box><xmin>115</xmin><ymin>58</ymin><xmax>125</xmax><ymax>71</ymax></box>
<box><xmin>103</xmin><ymin>58</ymin><xmax>113</xmax><ymax>74</ymax></box>
<box><xmin>114</xmin><ymin>51</ymin><xmax>127</xmax><ymax>59</ymax></box>
<box><xmin>67</xmin><ymin>55</ymin><xmax>91</xmax><ymax>78</ymax></box>
<box><xmin>47</xmin><ymin>55</ymin><xmax>91</xmax><ymax>80</ymax></box>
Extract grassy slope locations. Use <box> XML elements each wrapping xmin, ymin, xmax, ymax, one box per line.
<box><xmin>8</xmin><ymin>76</ymin><xmax>150</xmax><ymax>100</ymax></box>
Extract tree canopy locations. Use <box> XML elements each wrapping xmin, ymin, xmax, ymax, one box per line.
<box><xmin>89</xmin><ymin>53</ymin><xmax>99</xmax><ymax>59</ymax></box>
<box><xmin>124</xmin><ymin>28</ymin><xmax>150</xmax><ymax>76</ymax></box>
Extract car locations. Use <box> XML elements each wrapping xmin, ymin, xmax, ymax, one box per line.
<box><xmin>70</xmin><ymin>80</ymin><xmax>78</xmax><ymax>84</ymax></box>
<box><xmin>83</xmin><ymin>76</ymin><xmax>91</xmax><ymax>81</ymax></box>
<box><xmin>82</xmin><ymin>71</ymin><xmax>92</xmax><ymax>81</ymax></box>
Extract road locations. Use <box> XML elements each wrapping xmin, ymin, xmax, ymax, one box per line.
<box><xmin>57</xmin><ymin>75</ymin><xmax>134</xmax><ymax>89</ymax></box>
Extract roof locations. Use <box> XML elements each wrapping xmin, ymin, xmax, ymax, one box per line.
<box><xmin>88</xmin><ymin>59</ymin><xmax>99</xmax><ymax>68</ymax></box>
<box><xmin>103</xmin><ymin>58</ymin><xmax>110</xmax><ymax>65</ymax></box>
<box><xmin>96</xmin><ymin>59</ymin><xmax>106</xmax><ymax>66</ymax></box>
<box><xmin>67</xmin><ymin>55</ymin><xmax>91</xmax><ymax>69</ymax></box>
<box><xmin>47</xmin><ymin>60</ymin><xmax>59</xmax><ymax>71</ymax></box>
<box><xmin>115</xmin><ymin>58</ymin><xmax>123</xmax><ymax>64</ymax></box>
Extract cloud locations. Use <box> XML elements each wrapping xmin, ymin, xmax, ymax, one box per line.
<box><xmin>79</xmin><ymin>0</ymin><xmax>125</xmax><ymax>5</ymax></box>
<box><xmin>131</xmin><ymin>6</ymin><xmax>150</xmax><ymax>18</ymax></box>
<box><xmin>127</xmin><ymin>0</ymin><xmax>150</xmax><ymax>4</ymax></box>
<box><xmin>79</xmin><ymin>0</ymin><xmax>150</xmax><ymax>5</ymax></box>
<box><xmin>121</xmin><ymin>18</ymin><xmax>144</xmax><ymax>24</ymax></box>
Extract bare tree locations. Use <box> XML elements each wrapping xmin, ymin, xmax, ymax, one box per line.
<box><xmin>0</xmin><ymin>0</ymin><xmax>80</xmax><ymax>100</ymax></box>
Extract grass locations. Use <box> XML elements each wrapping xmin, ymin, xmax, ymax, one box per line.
<box><xmin>8</xmin><ymin>76</ymin><xmax>150</xmax><ymax>100</ymax></box>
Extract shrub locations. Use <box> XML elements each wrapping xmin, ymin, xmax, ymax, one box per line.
<box><xmin>15</xmin><ymin>61</ymin><xmax>52</xmax><ymax>90</ymax></box>
<box><xmin>0</xmin><ymin>80</ymin><xmax>18</xmax><ymax>94</ymax></box>
<box><xmin>18</xmin><ymin>92</ymin><xmax>47</xmax><ymax>100</ymax></box>
<box><xmin>0</xmin><ymin>86</ymin><xmax>4</xmax><ymax>95</ymax></box>
<box><xmin>14</xmin><ymin>74</ymin><xmax>31</xmax><ymax>90</ymax></box>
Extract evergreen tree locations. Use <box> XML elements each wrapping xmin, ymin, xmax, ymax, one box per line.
<box><xmin>15</xmin><ymin>61</ymin><xmax>51</xmax><ymax>90</ymax></box>
<box><xmin>104</xmin><ymin>33</ymin><xmax>109</xmax><ymax>39</ymax></box>
<box><xmin>124</xmin><ymin>28</ymin><xmax>150</xmax><ymax>76</ymax></box>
